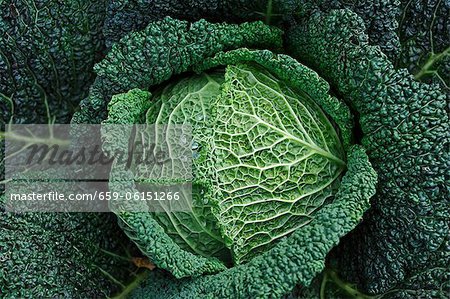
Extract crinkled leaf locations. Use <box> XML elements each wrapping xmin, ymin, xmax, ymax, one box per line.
<box><xmin>396</xmin><ymin>0</ymin><xmax>449</xmax><ymax>90</ymax></box>
<box><xmin>287</xmin><ymin>8</ymin><xmax>449</xmax><ymax>296</ymax></box>
<box><xmin>201</xmin><ymin>63</ymin><xmax>346</xmax><ymax>263</ymax></box>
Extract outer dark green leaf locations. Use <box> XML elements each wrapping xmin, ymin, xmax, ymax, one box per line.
<box><xmin>396</xmin><ymin>0</ymin><xmax>449</xmax><ymax>90</ymax></box>
<box><xmin>289</xmin><ymin>0</ymin><xmax>401</xmax><ymax>60</ymax></box>
<box><xmin>0</xmin><ymin>0</ymin><xmax>106</xmax><ymax>124</ymax></box>
<box><xmin>0</xmin><ymin>2</ymin><xmax>138</xmax><ymax>298</ymax></box>
<box><xmin>287</xmin><ymin>8</ymin><xmax>449</xmax><ymax>297</ymax></box>
<box><xmin>103</xmin><ymin>0</ymin><xmax>298</xmax><ymax>47</ymax></box>
<box><xmin>72</xmin><ymin>17</ymin><xmax>283</xmax><ymax>125</ymax></box>
<box><xmin>0</xmin><ymin>196</ymin><xmax>136</xmax><ymax>298</ymax></box>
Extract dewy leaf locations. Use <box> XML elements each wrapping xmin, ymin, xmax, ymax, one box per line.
<box><xmin>202</xmin><ymin>63</ymin><xmax>346</xmax><ymax>263</ymax></box>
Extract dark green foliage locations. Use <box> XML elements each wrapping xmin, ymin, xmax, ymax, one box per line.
<box><xmin>0</xmin><ymin>2</ymin><xmax>139</xmax><ymax>298</ymax></box>
<box><xmin>0</xmin><ymin>0</ymin><xmax>106</xmax><ymax>124</ymax></box>
<box><xmin>287</xmin><ymin>8</ymin><xmax>449</xmax><ymax>297</ymax></box>
<box><xmin>1</xmin><ymin>1</ymin><xmax>448</xmax><ymax>298</ymax></box>
<box><xmin>102</xmin><ymin>0</ymin><xmax>402</xmax><ymax>61</ymax></box>
<box><xmin>72</xmin><ymin>17</ymin><xmax>283</xmax><ymax>125</ymax></box>
<box><xmin>295</xmin><ymin>266</ymin><xmax>450</xmax><ymax>298</ymax></box>
<box><xmin>333</xmin><ymin>0</ymin><xmax>401</xmax><ymax>59</ymax></box>
<box><xmin>103</xmin><ymin>0</ymin><xmax>298</xmax><ymax>47</ymax></box>
<box><xmin>0</xmin><ymin>195</ymin><xmax>136</xmax><ymax>298</ymax></box>
<box><xmin>101</xmin><ymin>0</ymin><xmax>449</xmax><ymax>89</ymax></box>
<box><xmin>292</xmin><ymin>0</ymin><xmax>449</xmax><ymax>87</ymax></box>
<box><xmin>396</xmin><ymin>0</ymin><xmax>449</xmax><ymax>89</ymax></box>
<box><xmin>293</xmin><ymin>0</ymin><xmax>401</xmax><ymax>60</ymax></box>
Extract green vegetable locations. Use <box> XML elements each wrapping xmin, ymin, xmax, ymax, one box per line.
<box><xmin>92</xmin><ymin>16</ymin><xmax>377</xmax><ymax>297</ymax></box>
<box><xmin>1</xmin><ymin>1</ymin><xmax>447</xmax><ymax>298</ymax></box>
<box><xmin>105</xmin><ymin>59</ymin><xmax>349</xmax><ymax>265</ymax></box>
<box><xmin>130</xmin><ymin>145</ymin><xmax>376</xmax><ymax>298</ymax></box>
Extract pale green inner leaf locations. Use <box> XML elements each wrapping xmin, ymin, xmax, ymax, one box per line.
<box><xmin>134</xmin><ymin>63</ymin><xmax>345</xmax><ymax>264</ymax></box>
<box><xmin>202</xmin><ymin>63</ymin><xmax>346</xmax><ymax>263</ymax></box>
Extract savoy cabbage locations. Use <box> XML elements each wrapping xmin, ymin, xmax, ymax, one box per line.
<box><xmin>101</xmin><ymin>54</ymin><xmax>366</xmax><ymax>275</ymax></box>
<box><xmin>90</xmin><ymin>17</ymin><xmax>378</xmax><ymax>296</ymax></box>
<box><xmin>0</xmin><ymin>1</ymin><xmax>448</xmax><ymax>298</ymax></box>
